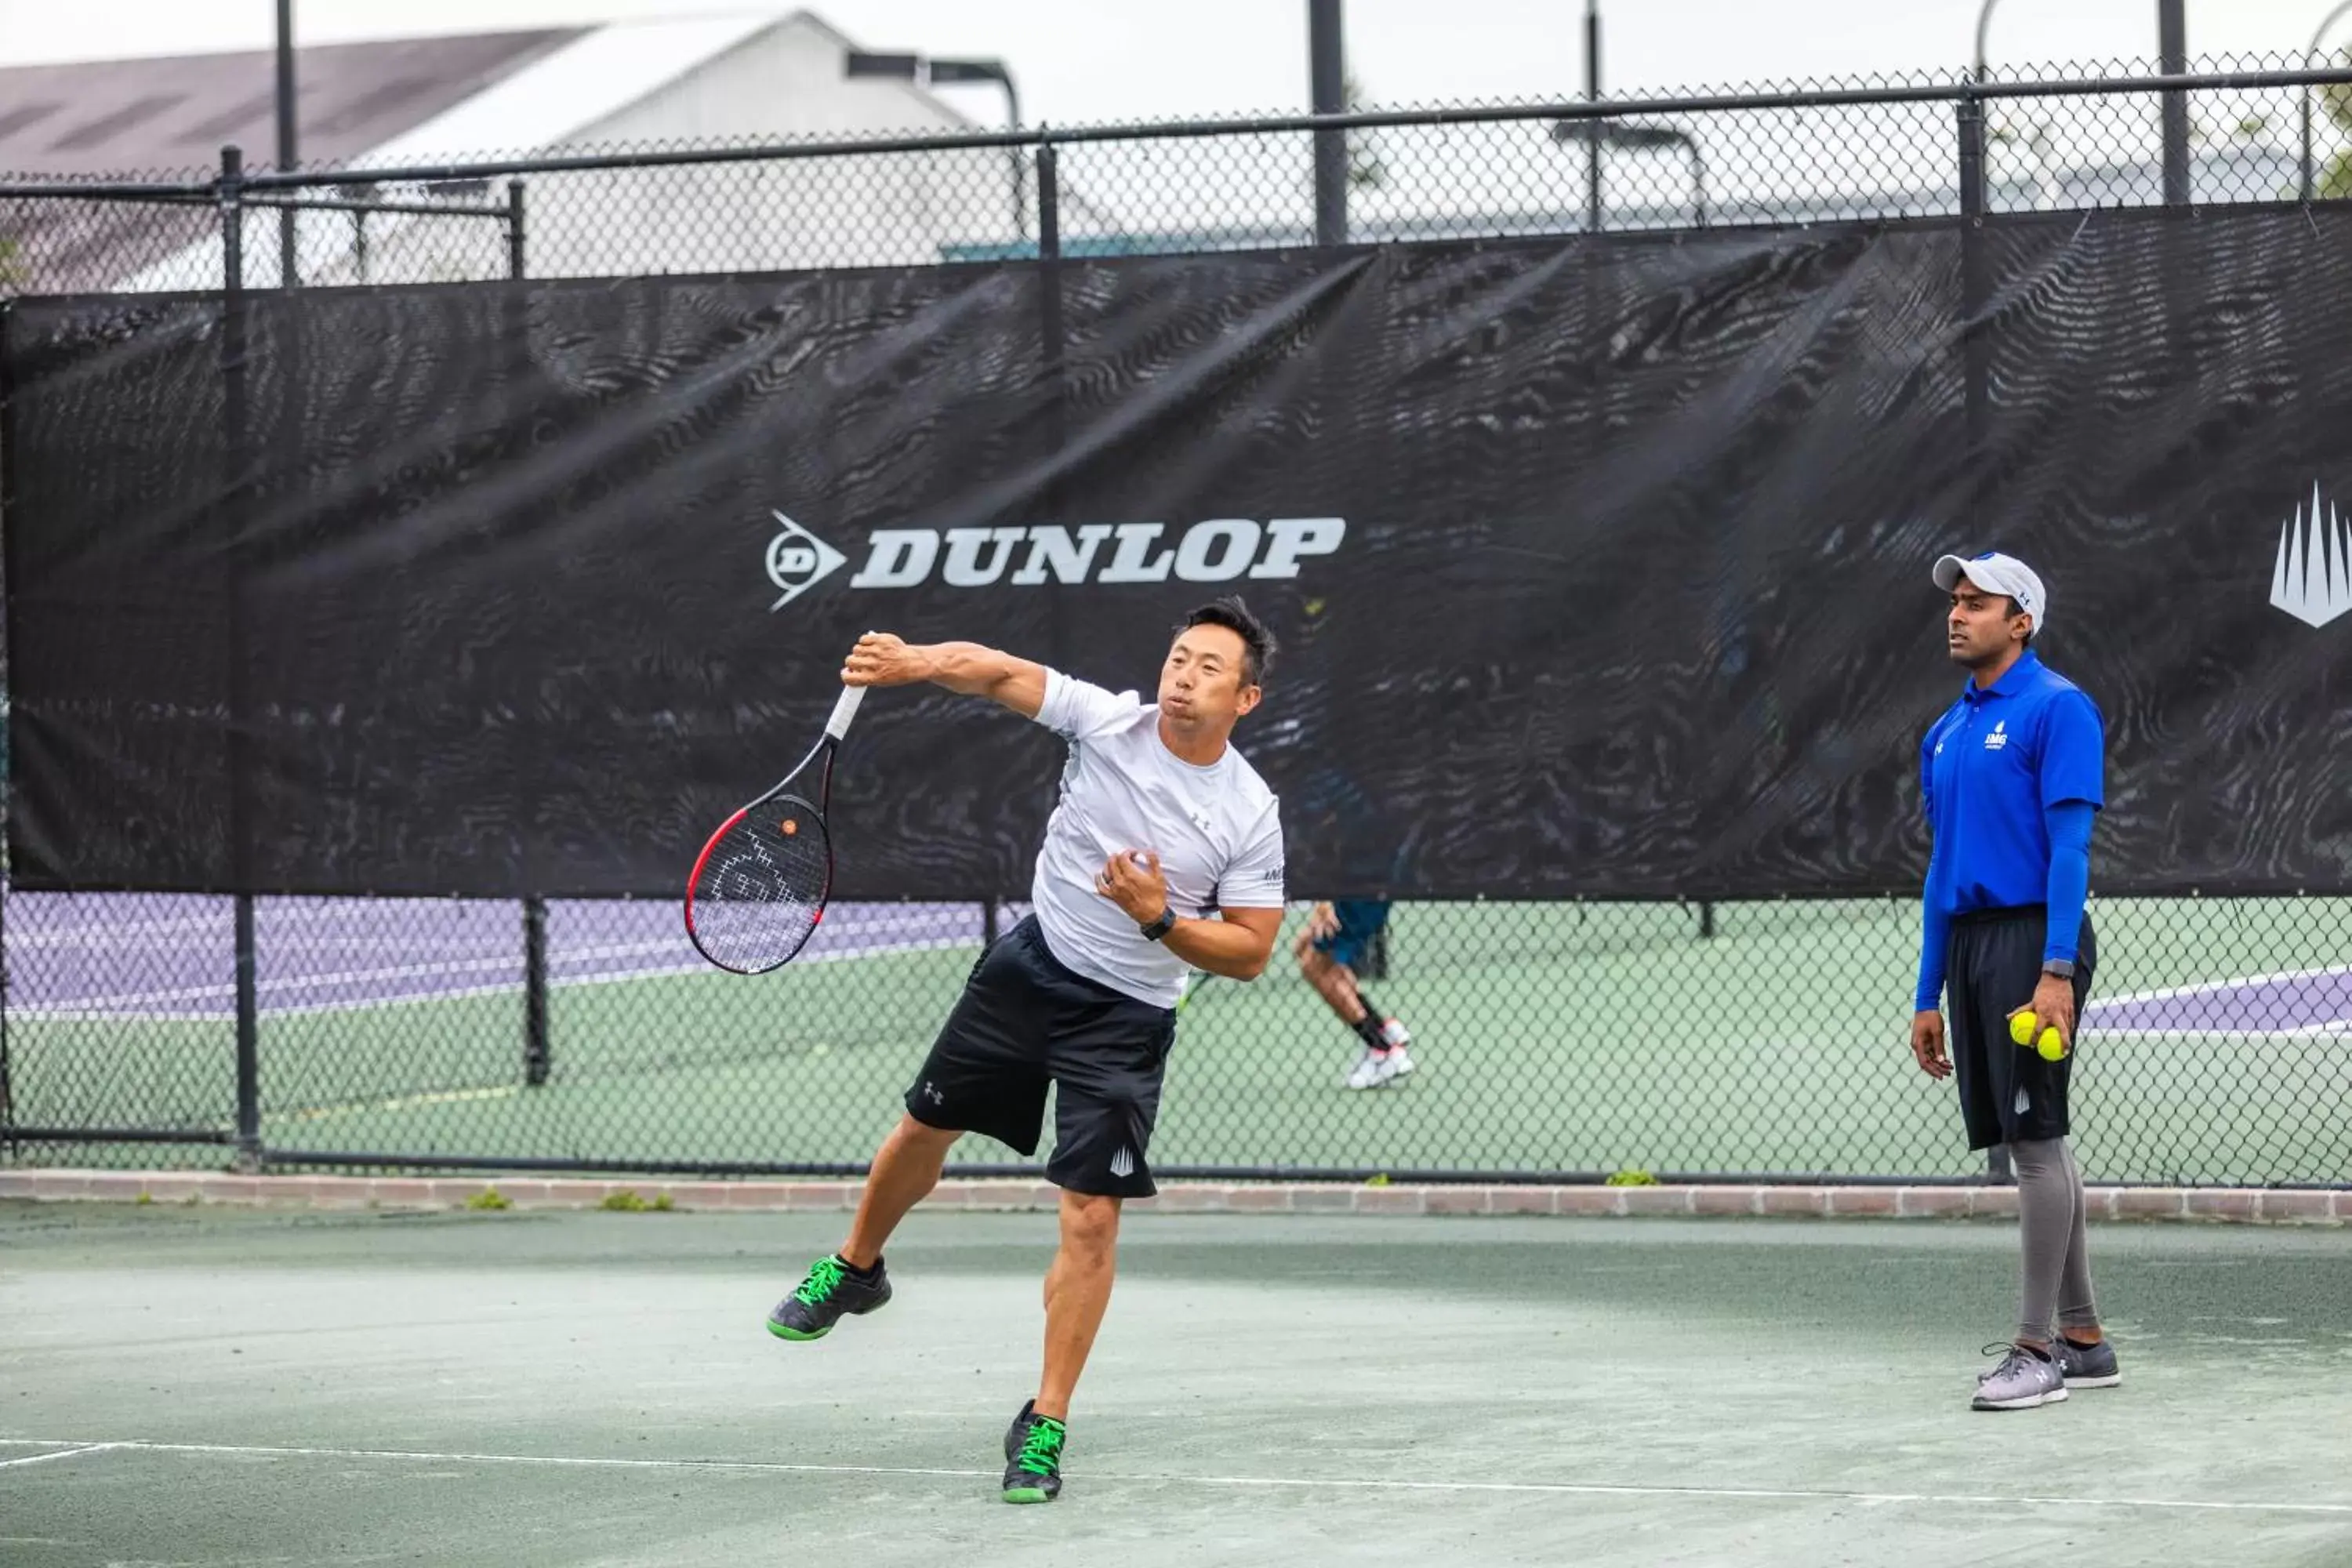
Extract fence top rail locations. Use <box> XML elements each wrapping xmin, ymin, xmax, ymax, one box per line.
<box><xmin>0</xmin><ymin>184</ymin><xmax>509</xmax><ymax>221</ymax></box>
<box><xmin>212</xmin><ymin>64</ymin><xmax>2352</xmax><ymax>193</ymax></box>
<box><xmin>2</xmin><ymin>64</ymin><xmax>2349</xmax><ymax>203</ymax></box>
<box><xmin>0</xmin><ymin>179</ymin><xmax>214</xmax><ymax>201</ymax></box>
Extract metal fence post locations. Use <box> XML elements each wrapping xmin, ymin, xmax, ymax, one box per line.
<box><xmin>219</xmin><ymin>145</ymin><xmax>263</xmax><ymax>1172</ymax></box>
<box><xmin>523</xmin><ymin>896</ymin><xmax>550</xmax><ymax>1087</ymax></box>
<box><xmin>1957</xmin><ymin>89</ymin><xmax>1990</xmax><ymax>474</ymax></box>
<box><xmin>1036</xmin><ymin>136</ymin><xmax>1073</xmax><ymax>686</ymax></box>
<box><xmin>1955</xmin><ymin>94</ymin><xmax>2010</xmax><ymax>1187</ymax></box>
<box><xmin>0</xmin><ymin>298</ymin><xmax>15</xmax><ymax>1156</ymax></box>
<box><xmin>503</xmin><ymin>183</ymin><xmax>545</xmax><ymax>1088</ymax></box>
<box><xmin>1027</xmin><ymin>136</ymin><xmax>1075</xmax><ymax>999</ymax></box>
<box><xmin>506</xmin><ymin>180</ymin><xmax>526</xmax><ymax>281</ymax></box>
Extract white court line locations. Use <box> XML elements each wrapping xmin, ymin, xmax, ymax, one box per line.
<box><xmin>9</xmin><ymin>936</ymin><xmax>975</xmax><ymax>1022</ymax></box>
<box><xmin>17</xmin><ymin>944</ymin><xmax>662</xmax><ymax>1011</ymax></box>
<box><xmin>11</xmin><ymin>1439</ymin><xmax>2351</xmax><ymax>1516</ymax></box>
<box><xmin>2091</xmin><ymin>964</ymin><xmax>2352</xmax><ymax>1009</ymax></box>
<box><xmin>5</xmin><ymin>902</ymin><xmax>524</xmax><ymax>949</ymax></box>
<box><xmin>10</xmin><ymin>901</ymin><xmax>979</xmax><ymax>953</ymax></box>
<box><xmin>281</xmin><ymin>1083</ymin><xmax>521</xmax><ymax>1123</ymax></box>
<box><xmin>0</xmin><ymin>1443</ymin><xmax>122</xmax><ymax>1469</ymax></box>
<box><xmin>2068</xmin><ymin>1025</ymin><xmax>2352</xmax><ymax>1042</ymax></box>
<box><xmin>6</xmin><ymin>913</ymin><xmax>234</xmax><ymax>948</ymax></box>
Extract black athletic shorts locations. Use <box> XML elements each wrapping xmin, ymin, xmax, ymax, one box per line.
<box><xmin>905</xmin><ymin>914</ymin><xmax>1176</xmax><ymax>1199</ymax></box>
<box><xmin>1946</xmin><ymin>904</ymin><xmax>2096</xmax><ymax>1151</ymax></box>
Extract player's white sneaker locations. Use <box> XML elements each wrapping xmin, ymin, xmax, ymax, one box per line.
<box><xmin>1345</xmin><ymin>1039</ymin><xmax>1416</xmax><ymax>1091</ymax></box>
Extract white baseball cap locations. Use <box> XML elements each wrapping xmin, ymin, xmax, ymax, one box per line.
<box><xmin>1933</xmin><ymin>550</ymin><xmax>2047</xmax><ymax>635</ymax></box>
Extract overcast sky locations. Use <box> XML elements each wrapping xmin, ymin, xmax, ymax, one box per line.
<box><xmin>1</xmin><ymin>0</ymin><xmax>2344</xmax><ymax>127</ymax></box>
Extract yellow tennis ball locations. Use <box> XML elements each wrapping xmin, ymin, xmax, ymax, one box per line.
<box><xmin>2010</xmin><ymin>1010</ymin><xmax>2067</xmax><ymax>1060</ymax></box>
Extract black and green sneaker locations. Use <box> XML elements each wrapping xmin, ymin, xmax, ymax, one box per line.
<box><xmin>765</xmin><ymin>1254</ymin><xmax>891</xmax><ymax>1341</ymax></box>
<box><xmin>1000</xmin><ymin>1401</ymin><xmax>1066</xmax><ymax>1504</ymax></box>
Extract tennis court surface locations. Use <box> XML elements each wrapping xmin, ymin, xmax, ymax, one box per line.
<box><xmin>5</xmin><ymin>1202</ymin><xmax>2350</xmax><ymax>1568</ymax></box>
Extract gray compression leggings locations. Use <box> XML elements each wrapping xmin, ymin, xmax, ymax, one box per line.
<box><xmin>2011</xmin><ymin>1137</ymin><xmax>2100</xmax><ymax>1342</ymax></box>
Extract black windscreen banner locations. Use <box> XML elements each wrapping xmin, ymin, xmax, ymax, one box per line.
<box><xmin>7</xmin><ymin>208</ymin><xmax>2350</xmax><ymax>898</ymax></box>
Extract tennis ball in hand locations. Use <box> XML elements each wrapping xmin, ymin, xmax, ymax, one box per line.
<box><xmin>2009</xmin><ymin>1009</ymin><xmax>2067</xmax><ymax>1061</ymax></box>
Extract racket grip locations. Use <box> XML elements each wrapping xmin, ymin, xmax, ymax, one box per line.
<box><xmin>825</xmin><ymin>684</ymin><xmax>866</xmax><ymax>739</ymax></box>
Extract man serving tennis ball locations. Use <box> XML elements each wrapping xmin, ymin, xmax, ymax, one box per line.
<box><xmin>764</xmin><ymin>598</ymin><xmax>1287</xmax><ymax>1504</ymax></box>
<box><xmin>1910</xmin><ymin>550</ymin><xmax>2120</xmax><ymax>1412</ymax></box>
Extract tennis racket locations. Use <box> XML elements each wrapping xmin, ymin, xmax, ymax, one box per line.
<box><xmin>684</xmin><ymin>684</ymin><xmax>865</xmax><ymax>975</ymax></box>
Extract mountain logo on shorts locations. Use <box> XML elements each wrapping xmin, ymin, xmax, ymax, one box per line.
<box><xmin>1109</xmin><ymin>1147</ymin><xmax>1136</xmax><ymax>1179</ymax></box>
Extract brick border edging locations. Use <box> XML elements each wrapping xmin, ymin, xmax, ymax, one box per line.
<box><xmin>0</xmin><ymin>1170</ymin><xmax>2343</xmax><ymax>1223</ymax></box>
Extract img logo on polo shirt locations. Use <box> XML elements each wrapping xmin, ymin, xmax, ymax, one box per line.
<box><xmin>1984</xmin><ymin>720</ymin><xmax>2009</xmax><ymax>753</ymax></box>
<box><xmin>2270</xmin><ymin>483</ymin><xmax>2352</xmax><ymax>630</ymax></box>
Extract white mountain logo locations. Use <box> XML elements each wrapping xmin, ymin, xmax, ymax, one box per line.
<box><xmin>2270</xmin><ymin>485</ymin><xmax>2352</xmax><ymax>630</ymax></box>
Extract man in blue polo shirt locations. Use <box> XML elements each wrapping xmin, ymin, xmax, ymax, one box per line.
<box><xmin>1911</xmin><ymin>550</ymin><xmax>2121</xmax><ymax>1413</ymax></box>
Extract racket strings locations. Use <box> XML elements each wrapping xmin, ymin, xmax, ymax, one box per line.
<box><xmin>688</xmin><ymin>800</ymin><xmax>832</xmax><ymax>973</ymax></box>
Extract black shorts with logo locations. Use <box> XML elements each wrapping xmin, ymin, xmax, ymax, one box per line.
<box><xmin>905</xmin><ymin>915</ymin><xmax>1176</xmax><ymax>1199</ymax></box>
<box><xmin>1946</xmin><ymin>905</ymin><xmax>2096</xmax><ymax>1151</ymax></box>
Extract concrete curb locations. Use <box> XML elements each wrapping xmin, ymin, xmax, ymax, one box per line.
<box><xmin>0</xmin><ymin>1170</ymin><xmax>2342</xmax><ymax>1223</ymax></box>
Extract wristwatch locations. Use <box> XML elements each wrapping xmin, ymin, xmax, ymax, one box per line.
<box><xmin>1139</xmin><ymin>909</ymin><xmax>1178</xmax><ymax>942</ymax></box>
<box><xmin>2042</xmin><ymin>960</ymin><xmax>2075</xmax><ymax>980</ymax></box>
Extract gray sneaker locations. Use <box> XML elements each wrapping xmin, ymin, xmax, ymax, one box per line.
<box><xmin>2053</xmin><ymin>1334</ymin><xmax>2122</xmax><ymax>1389</ymax></box>
<box><xmin>1973</xmin><ymin>1344</ymin><xmax>2069</xmax><ymax>1410</ymax></box>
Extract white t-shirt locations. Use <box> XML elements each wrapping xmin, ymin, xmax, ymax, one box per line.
<box><xmin>1029</xmin><ymin>670</ymin><xmax>1286</xmax><ymax>1008</ymax></box>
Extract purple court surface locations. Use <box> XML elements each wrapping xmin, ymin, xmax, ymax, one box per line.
<box><xmin>3</xmin><ymin>895</ymin><xmax>1010</xmax><ymax>1019</ymax></box>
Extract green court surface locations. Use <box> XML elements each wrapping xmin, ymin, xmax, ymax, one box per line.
<box><xmin>9</xmin><ymin>898</ymin><xmax>2348</xmax><ymax>1182</ymax></box>
<box><xmin>4</xmin><ymin>1203</ymin><xmax>2350</xmax><ymax>1568</ymax></box>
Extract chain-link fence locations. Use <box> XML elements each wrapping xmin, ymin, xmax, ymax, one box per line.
<box><xmin>2</xmin><ymin>891</ymin><xmax>2347</xmax><ymax>1184</ymax></box>
<box><xmin>5</xmin><ymin>55</ymin><xmax>2352</xmax><ymax>294</ymax></box>
<box><xmin>3</xmin><ymin>59</ymin><xmax>2349</xmax><ymax>1185</ymax></box>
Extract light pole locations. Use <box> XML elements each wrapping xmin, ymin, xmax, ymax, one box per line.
<box><xmin>1309</xmin><ymin>0</ymin><xmax>1347</xmax><ymax>246</ymax></box>
<box><xmin>1978</xmin><ymin>2</ymin><xmax>2192</xmax><ymax>205</ymax></box>
<box><xmin>276</xmin><ymin>0</ymin><xmax>297</xmax><ymax>285</ymax></box>
<box><xmin>1552</xmin><ymin>121</ymin><xmax>1709</xmax><ymax>228</ymax></box>
<box><xmin>2302</xmin><ymin>0</ymin><xmax>2352</xmax><ymax>200</ymax></box>
<box><xmin>1973</xmin><ymin>0</ymin><xmax>2002</xmax><ymax>82</ymax></box>
<box><xmin>845</xmin><ymin>50</ymin><xmax>1027</xmax><ymax>245</ymax></box>
<box><xmin>2158</xmin><ymin>0</ymin><xmax>2189</xmax><ymax>207</ymax></box>
<box><xmin>1584</xmin><ymin>0</ymin><xmax>1602</xmax><ymax>232</ymax></box>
